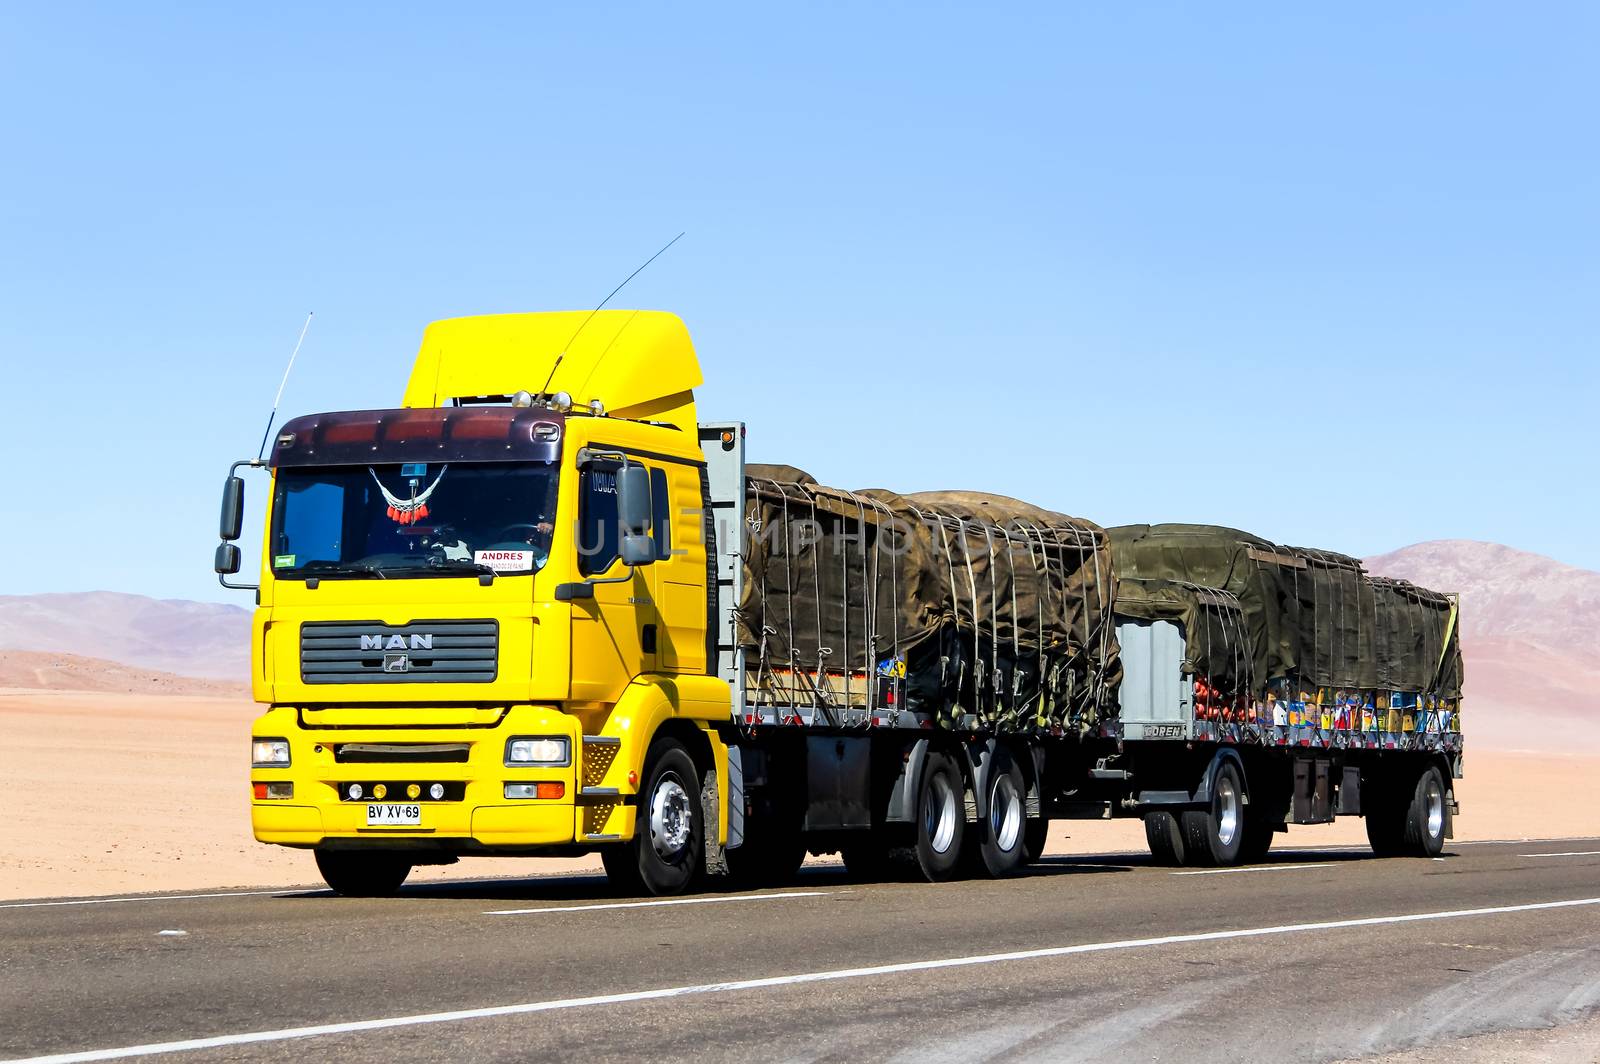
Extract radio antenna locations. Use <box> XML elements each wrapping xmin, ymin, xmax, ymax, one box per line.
<box><xmin>538</xmin><ymin>231</ymin><xmax>684</xmax><ymax>396</ymax></box>
<box><xmin>255</xmin><ymin>311</ymin><xmax>315</xmax><ymax>462</ymax></box>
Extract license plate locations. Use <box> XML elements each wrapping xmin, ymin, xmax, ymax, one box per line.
<box><xmin>366</xmin><ymin>803</ymin><xmax>422</xmax><ymax>826</ymax></box>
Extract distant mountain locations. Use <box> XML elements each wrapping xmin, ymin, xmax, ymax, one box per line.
<box><xmin>0</xmin><ymin>650</ymin><xmax>247</xmax><ymax>696</ymax></box>
<box><xmin>1364</xmin><ymin>540</ymin><xmax>1600</xmax><ymax>752</ymax></box>
<box><xmin>0</xmin><ymin>592</ymin><xmax>249</xmax><ymax>680</ymax></box>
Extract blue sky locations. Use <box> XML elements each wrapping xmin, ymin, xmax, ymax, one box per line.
<box><xmin>2</xmin><ymin>3</ymin><xmax>1596</xmax><ymax>603</ymax></box>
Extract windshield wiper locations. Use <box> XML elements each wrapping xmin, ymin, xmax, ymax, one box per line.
<box><xmin>297</xmin><ymin>560</ymin><xmax>387</xmax><ymax>579</ymax></box>
<box><xmin>378</xmin><ymin>559</ymin><xmax>498</xmax><ymax>583</ymax></box>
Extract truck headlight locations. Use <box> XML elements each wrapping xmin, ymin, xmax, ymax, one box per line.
<box><xmin>252</xmin><ymin>739</ymin><xmax>291</xmax><ymax>767</ymax></box>
<box><xmin>505</xmin><ymin>736</ymin><xmax>570</xmax><ymax>766</ymax></box>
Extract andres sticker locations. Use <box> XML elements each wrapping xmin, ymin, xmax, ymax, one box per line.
<box><xmin>474</xmin><ymin>549</ymin><xmax>532</xmax><ymax>572</ymax></box>
<box><xmin>273</xmin><ymin>554</ymin><xmax>296</xmax><ymax>568</ymax></box>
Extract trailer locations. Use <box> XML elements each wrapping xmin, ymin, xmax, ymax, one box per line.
<box><xmin>221</xmin><ymin>311</ymin><xmax>1462</xmax><ymax>896</ymax></box>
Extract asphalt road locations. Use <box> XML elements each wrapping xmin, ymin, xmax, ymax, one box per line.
<box><xmin>3</xmin><ymin>839</ymin><xmax>1600</xmax><ymax>1063</ymax></box>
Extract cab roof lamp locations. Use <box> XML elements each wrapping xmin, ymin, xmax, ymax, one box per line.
<box><xmin>511</xmin><ymin>390</ymin><xmax>534</xmax><ymax>408</ymax></box>
<box><xmin>588</xmin><ymin>398</ymin><xmax>606</xmax><ymax>417</ymax></box>
<box><xmin>550</xmin><ymin>391</ymin><xmax>573</xmax><ymax>413</ymax></box>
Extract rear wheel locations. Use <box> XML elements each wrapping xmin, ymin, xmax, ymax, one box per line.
<box><xmin>1239</xmin><ymin>815</ymin><xmax>1277</xmax><ymax>864</ymax></box>
<box><xmin>1401</xmin><ymin>766</ymin><xmax>1448</xmax><ymax>857</ymax></box>
<box><xmin>1144</xmin><ymin>809</ymin><xmax>1187</xmax><ymax>866</ymax></box>
<box><xmin>604</xmin><ymin>739</ymin><xmax>704</xmax><ymax>896</ymax></box>
<box><xmin>1180</xmin><ymin>761</ymin><xmax>1246</xmax><ymax>866</ymax></box>
<box><xmin>913</xmin><ymin>751</ymin><xmax>967</xmax><ymax>881</ymax></box>
<box><xmin>1022</xmin><ymin>817</ymin><xmax>1049</xmax><ymax>865</ymax></box>
<box><xmin>976</xmin><ymin>754</ymin><xmax>1028</xmax><ymax>877</ymax></box>
<box><xmin>314</xmin><ymin>850</ymin><xmax>411</xmax><ymax>897</ymax></box>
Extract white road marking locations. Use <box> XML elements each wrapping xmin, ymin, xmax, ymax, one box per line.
<box><xmin>485</xmin><ymin>890</ymin><xmax>836</xmax><ymax>916</ymax></box>
<box><xmin>9</xmin><ymin>895</ymin><xmax>1600</xmax><ymax>1064</ymax></box>
<box><xmin>1519</xmin><ymin>851</ymin><xmax>1600</xmax><ymax>858</ymax></box>
<box><xmin>0</xmin><ymin>889</ymin><xmax>320</xmax><ymax>911</ymax></box>
<box><xmin>155</xmin><ymin>931</ymin><xmax>187</xmax><ymax>937</ymax></box>
<box><xmin>1170</xmin><ymin>863</ymin><xmax>1336</xmax><ymax>877</ymax></box>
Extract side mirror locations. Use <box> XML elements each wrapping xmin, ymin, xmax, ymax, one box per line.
<box><xmin>214</xmin><ymin>542</ymin><xmax>242</xmax><ymax>576</ymax></box>
<box><xmin>220</xmin><ymin>476</ymin><xmax>246</xmax><ymax>541</ymax></box>
<box><xmin>617</xmin><ymin>464</ymin><xmax>651</xmax><ymax>538</ymax></box>
<box><xmin>620</xmin><ymin>534</ymin><xmax>655</xmax><ymax>567</ymax></box>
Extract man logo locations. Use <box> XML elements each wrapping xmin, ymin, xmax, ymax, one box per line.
<box><xmin>382</xmin><ymin>652</ymin><xmax>411</xmax><ymax>673</ymax></box>
<box><xmin>360</xmin><ymin>633</ymin><xmax>434</xmax><ymax>651</ymax></box>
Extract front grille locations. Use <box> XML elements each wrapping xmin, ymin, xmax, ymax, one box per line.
<box><xmin>334</xmin><ymin>743</ymin><xmax>471</xmax><ymax>764</ymax></box>
<box><xmin>301</xmin><ymin>620</ymin><xmax>498</xmax><ymax>684</ymax></box>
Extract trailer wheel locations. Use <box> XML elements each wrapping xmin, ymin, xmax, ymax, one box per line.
<box><xmin>1239</xmin><ymin>815</ymin><xmax>1276</xmax><ymax>864</ymax></box>
<box><xmin>1400</xmin><ymin>766</ymin><xmax>1448</xmax><ymax>857</ymax></box>
<box><xmin>1180</xmin><ymin>761</ymin><xmax>1246</xmax><ymax>866</ymax></box>
<box><xmin>1143</xmin><ymin>810</ymin><xmax>1187</xmax><ymax>866</ymax></box>
<box><xmin>974</xmin><ymin>754</ymin><xmax>1028</xmax><ymax>877</ymax></box>
<box><xmin>608</xmin><ymin>739</ymin><xmax>704</xmax><ymax>896</ymax></box>
<box><xmin>314</xmin><ymin>850</ymin><xmax>411</xmax><ymax>897</ymax></box>
<box><xmin>1022</xmin><ymin>817</ymin><xmax>1049</xmax><ymax>865</ymax></box>
<box><xmin>913</xmin><ymin>751</ymin><xmax>966</xmax><ymax>881</ymax></box>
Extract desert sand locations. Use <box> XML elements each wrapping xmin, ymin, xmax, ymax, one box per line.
<box><xmin>3</xmin><ymin>687</ymin><xmax>1595</xmax><ymax>902</ymax></box>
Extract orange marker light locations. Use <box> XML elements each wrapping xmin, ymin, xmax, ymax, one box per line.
<box><xmin>252</xmin><ymin>783</ymin><xmax>268</xmax><ymax>800</ymax></box>
<box><xmin>536</xmin><ymin>782</ymin><xmax>565</xmax><ymax>800</ymax></box>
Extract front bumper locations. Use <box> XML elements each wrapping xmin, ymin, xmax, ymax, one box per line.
<box><xmin>249</xmin><ymin>704</ymin><xmax>629</xmax><ymax>850</ymax></box>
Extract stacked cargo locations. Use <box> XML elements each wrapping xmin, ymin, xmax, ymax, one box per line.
<box><xmin>1108</xmin><ymin>524</ymin><xmax>1462</xmax><ymax>747</ymax></box>
<box><xmin>735</xmin><ymin>467</ymin><xmax>1120</xmax><ymax>733</ymax></box>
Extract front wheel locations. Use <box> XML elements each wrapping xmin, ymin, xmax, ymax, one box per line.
<box><xmin>314</xmin><ymin>850</ymin><xmax>411</xmax><ymax>897</ymax></box>
<box><xmin>604</xmin><ymin>739</ymin><xmax>704</xmax><ymax>896</ymax></box>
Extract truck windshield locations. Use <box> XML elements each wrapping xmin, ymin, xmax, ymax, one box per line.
<box><xmin>270</xmin><ymin>463</ymin><xmax>558</xmax><ymax>579</ymax></box>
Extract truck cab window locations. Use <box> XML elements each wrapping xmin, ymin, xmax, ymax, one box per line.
<box><xmin>578</xmin><ymin>466</ymin><xmax>621</xmax><ymax>575</ymax></box>
<box><xmin>650</xmin><ymin>467</ymin><xmax>670</xmax><ymax>559</ymax></box>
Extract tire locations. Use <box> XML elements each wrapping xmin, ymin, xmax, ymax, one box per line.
<box><xmin>611</xmin><ymin>739</ymin><xmax>704</xmax><ymax>896</ymax></box>
<box><xmin>600</xmin><ymin>844</ymin><xmax>645</xmax><ymax>893</ymax></box>
<box><xmin>1400</xmin><ymin>766</ymin><xmax>1448</xmax><ymax>857</ymax></box>
<box><xmin>913</xmin><ymin>751</ymin><xmax>967</xmax><ymax>882</ymax></box>
<box><xmin>975</xmin><ymin>753</ymin><xmax>1028</xmax><ymax>877</ymax></box>
<box><xmin>1239</xmin><ymin>815</ymin><xmax>1276</xmax><ymax>864</ymax></box>
<box><xmin>314</xmin><ymin>850</ymin><xmax>411</xmax><ymax>897</ymax></box>
<box><xmin>1144</xmin><ymin>810</ymin><xmax>1187</xmax><ymax>866</ymax></box>
<box><xmin>1022</xmin><ymin>817</ymin><xmax>1049</xmax><ymax>865</ymax></box>
<box><xmin>1180</xmin><ymin>761</ymin><xmax>1246</xmax><ymax>866</ymax></box>
<box><xmin>1365</xmin><ymin>798</ymin><xmax>1404</xmax><ymax>857</ymax></box>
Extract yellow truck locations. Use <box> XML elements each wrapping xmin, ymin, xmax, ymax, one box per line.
<box><xmin>218</xmin><ymin>310</ymin><xmax>1463</xmax><ymax>896</ymax></box>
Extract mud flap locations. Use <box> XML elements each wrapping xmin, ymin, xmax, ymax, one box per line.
<box><xmin>701</xmin><ymin>766</ymin><xmax>729</xmax><ymax>877</ymax></box>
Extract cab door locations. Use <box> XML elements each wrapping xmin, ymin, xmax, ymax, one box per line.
<box><xmin>567</xmin><ymin>456</ymin><xmax>655</xmax><ymax>702</ymax></box>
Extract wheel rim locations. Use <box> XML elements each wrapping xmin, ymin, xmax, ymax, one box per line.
<box><xmin>1215</xmin><ymin>775</ymin><xmax>1240</xmax><ymax>848</ymax></box>
<box><xmin>1425</xmin><ymin>776</ymin><xmax>1444</xmax><ymax>839</ymax></box>
<box><xmin>990</xmin><ymin>774</ymin><xmax>1022</xmax><ymax>853</ymax></box>
<box><xmin>648</xmin><ymin>773</ymin><xmax>693</xmax><ymax>860</ymax></box>
<box><xmin>925</xmin><ymin>772</ymin><xmax>958</xmax><ymax>855</ymax></box>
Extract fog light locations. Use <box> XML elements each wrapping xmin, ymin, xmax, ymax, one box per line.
<box><xmin>373</xmin><ymin>784</ymin><xmax>388</xmax><ymax>799</ymax></box>
<box><xmin>429</xmin><ymin>783</ymin><xmax>445</xmax><ymax>800</ymax></box>
<box><xmin>253</xmin><ymin>782</ymin><xmax>293</xmax><ymax>800</ymax></box>
<box><xmin>406</xmin><ymin>784</ymin><xmax>421</xmax><ymax>800</ymax></box>
<box><xmin>347</xmin><ymin>783</ymin><xmax>363</xmax><ymax>801</ymax></box>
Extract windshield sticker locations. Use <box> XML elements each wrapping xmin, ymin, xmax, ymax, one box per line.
<box><xmin>371</xmin><ymin>464</ymin><xmax>449</xmax><ymax>526</ymax></box>
<box><xmin>475</xmin><ymin>549</ymin><xmax>533</xmax><ymax>572</ymax></box>
<box><xmin>273</xmin><ymin>554</ymin><xmax>296</xmax><ymax>568</ymax></box>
